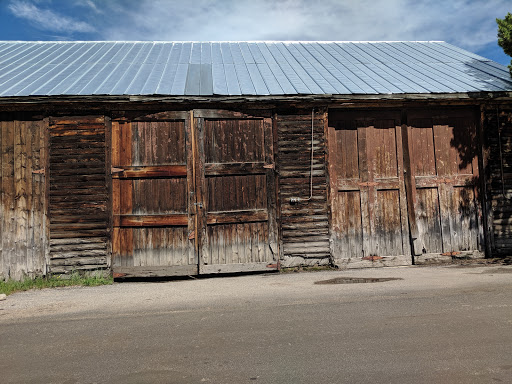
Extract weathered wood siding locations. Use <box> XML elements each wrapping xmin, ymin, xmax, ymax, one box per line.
<box><xmin>276</xmin><ymin>109</ymin><xmax>330</xmax><ymax>267</ymax></box>
<box><xmin>485</xmin><ymin>105</ymin><xmax>512</xmax><ymax>256</ymax></box>
<box><xmin>328</xmin><ymin>110</ymin><xmax>410</xmax><ymax>267</ymax></box>
<box><xmin>0</xmin><ymin>116</ymin><xmax>47</xmax><ymax>280</ymax></box>
<box><xmin>48</xmin><ymin>116</ymin><xmax>109</xmax><ymax>274</ymax></box>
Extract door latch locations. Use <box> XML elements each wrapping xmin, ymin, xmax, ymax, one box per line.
<box><xmin>193</xmin><ymin>202</ymin><xmax>203</xmax><ymax>209</ymax></box>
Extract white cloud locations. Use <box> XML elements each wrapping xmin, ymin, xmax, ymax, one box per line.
<box><xmin>8</xmin><ymin>0</ymin><xmax>95</xmax><ymax>33</ymax></box>
<box><xmin>75</xmin><ymin>0</ymin><xmax>102</xmax><ymax>14</ymax></box>
<box><xmin>97</xmin><ymin>0</ymin><xmax>509</xmax><ymax>52</ymax></box>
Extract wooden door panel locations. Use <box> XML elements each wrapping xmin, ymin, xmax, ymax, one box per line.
<box><xmin>112</xmin><ymin>117</ymin><xmax>195</xmax><ymax>277</ymax></box>
<box><xmin>205</xmin><ymin>118</ymin><xmax>265</xmax><ymax>163</ymax></box>
<box><xmin>131</xmin><ymin>121</ymin><xmax>186</xmax><ymax>165</ymax></box>
<box><xmin>206</xmin><ymin>174</ymin><xmax>267</xmax><ymax>211</ymax></box>
<box><xmin>331</xmin><ymin>191</ymin><xmax>363</xmax><ymax>260</ymax></box>
<box><xmin>415</xmin><ymin>187</ymin><xmax>443</xmax><ymax>254</ymax></box>
<box><xmin>205</xmin><ymin>222</ymin><xmax>271</xmax><ymax>266</ymax></box>
<box><xmin>198</xmin><ymin>112</ymin><xmax>277</xmax><ymax>273</ymax></box>
<box><xmin>114</xmin><ymin>227</ymin><xmax>191</xmax><ymax>266</ymax></box>
<box><xmin>329</xmin><ymin>111</ymin><xmax>410</xmax><ymax>264</ymax></box>
<box><xmin>449</xmin><ymin>186</ymin><xmax>479</xmax><ymax>251</ymax></box>
<box><xmin>374</xmin><ymin>189</ymin><xmax>405</xmax><ymax>256</ymax></box>
<box><xmin>408</xmin><ymin>109</ymin><xmax>482</xmax><ymax>258</ymax></box>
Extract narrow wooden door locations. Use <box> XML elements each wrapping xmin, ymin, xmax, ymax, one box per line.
<box><xmin>194</xmin><ymin>110</ymin><xmax>278</xmax><ymax>274</ymax></box>
<box><xmin>407</xmin><ymin>109</ymin><xmax>483</xmax><ymax>258</ymax></box>
<box><xmin>111</xmin><ymin>112</ymin><xmax>197</xmax><ymax>277</ymax></box>
<box><xmin>328</xmin><ymin>111</ymin><xmax>410</xmax><ymax>266</ymax></box>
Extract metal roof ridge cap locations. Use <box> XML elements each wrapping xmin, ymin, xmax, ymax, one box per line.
<box><xmin>0</xmin><ymin>40</ymin><xmax>448</xmax><ymax>44</ymax></box>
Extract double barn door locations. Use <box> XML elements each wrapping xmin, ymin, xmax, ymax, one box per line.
<box><xmin>329</xmin><ymin>109</ymin><xmax>483</xmax><ymax>265</ymax></box>
<box><xmin>111</xmin><ymin>110</ymin><xmax>277</xmax><ymax>277</ymax></box>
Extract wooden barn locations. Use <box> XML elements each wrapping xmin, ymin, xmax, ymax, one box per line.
<box><xmin>0</xmin><ymin>41</ymin><xmax>511</xmax><ymax>280</ymax></box>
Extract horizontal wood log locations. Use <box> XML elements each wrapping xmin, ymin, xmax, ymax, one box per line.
<box><xmin>113</xmin><ymin>214</ymin><xmax>188</xmax><ymax>227</ymax></box>
<box><xmin>50</xmin><ymin>243</ymin><xmax>108</xmax><ymax>252</ymax></box>
<box><xmin>49</xmin><ymin>265</ymin><xmax>109</xmax><ymax>273</ymax></box>
<box><xmin>50</xmin><ymin>223</ymin><xmax>107</xmax><ymax>231</ymax></box>
<box><xmin>112</xmin><ymin>165</ymin><xmax>187</xmax><ymax>178</ymax></box>
<box><xmin>282</xmin><ymin>235</ymin><xmax>330</xmax><ymax>243</ymax></box>
<box><xmin>49</xmin><ymin>256</ymin><xmax>108</xmax><ymax>267</ymax></box>
<box><xmin>50</xmin><ymin>237</ymin><xmax>108</xmax><ymax>246</ymax></box>
<box><xmin>194</xmin><ymin>110</ymin><xmax>270</xmax><ymax>119</ymax></box>
<box><xmin>49</xmin><ymin>188</ymin><xmax>107</xmax><ymax>197</ymax></box>
<box><xmin>205</xmin><ymin>162</ymin><xmax>268</xmax><ymax>176</ymax></box>
<box><xmin>49</xmin><ymin>214</ymin><xmax>109</xmax><ymax>223</ymax></box>
<box><xmin>50</xmin><ymin>230</ymin><xmax>108</xmax><ymax>239</ymax></box>
<box><xmin>206</xmin><ymin>210</ymin><xmax>268</xmax><ymax>225</ymax></box>
<box><xmin>50</xmin><ymin>194</ymin><xmax>108</xmax><ymax>202</ymax></box>
<box><xmin>50</xmin><ymin>175</ymin><xmax>106</xmax><ymax>182</ymax></box>
<box><xmin>49</xmin><ymin>167</ymin><xmax>106</xmax><ymax>176</ymax></box>
<box><xmin>50</xmin><ymin>116</ymin><xmax>104</xmax><ymax>124</ymax></box>
<box><xmin>50</xmin><ymin>250</ymin><xmax>107</xmax><ymax>258</ymax></box>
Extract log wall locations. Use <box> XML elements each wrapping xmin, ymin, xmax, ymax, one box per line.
<box><xmin>0</xmin><ymin>116</ymin><xmax>47</xmax><ymax>280</ymax></box>
<box><xmin>276</xmin><ymin>109</ymin><xmax>331</xmax><ymax>267</ymax></box>
<box><xmin>48</xmin><ymin>116</ymin><xmax>109</xmax><ymax>274</ymax></box>
<box><xmin>485</xmin><ymin>105</ymin><xmax>512</xmax><ymax>256</ymax></box>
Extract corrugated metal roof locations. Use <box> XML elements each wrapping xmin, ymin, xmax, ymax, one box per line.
<box><xmin>0</xmin><ymin>41</ymin><xmax>510</xmax><ymax>97</ymax></box>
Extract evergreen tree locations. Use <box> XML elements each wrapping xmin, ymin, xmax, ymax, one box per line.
<box><xmin>497</xmin><ymin>12</ymin><xmax>512</xmax><ymax>76</ymax></box>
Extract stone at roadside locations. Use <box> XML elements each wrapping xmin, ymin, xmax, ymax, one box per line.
<box><xmin>0</xmin><ymin>293</ymin><xmax>7</xmax><ymax>301</ymax></box>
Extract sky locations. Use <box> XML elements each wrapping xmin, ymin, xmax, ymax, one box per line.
<box><xmin>0</xmin><ymin>0</ymin><xmax>510</xmax><ymax>65</ymax></box>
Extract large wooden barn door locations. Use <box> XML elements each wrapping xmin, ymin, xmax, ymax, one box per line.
<box><xmin>328</xmin><ymin>111</ymin><xmax>410</xmax><ymax>266</ymax></box>
<box><xmin>111</xmin><ymin>112</ymin><xmax>197</xmax><ymax>277</ymax></box>
<box><xmin>194</xmin><ymin>110</ymin><xmax>278</xmax><ymax>274</ymax></box>
<box><xmin>111</xmin><ymin>110</ymin><xmax>278</xmax><ymax>277</ymax></box>
<box><xmin>407</xmin><ymin>109</ymin><xmax>483</xmax><ymax>259</ymax></box>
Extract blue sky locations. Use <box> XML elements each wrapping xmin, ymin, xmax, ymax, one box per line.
<box><xmin>0</xmin><ymin>0</ymin><xmax>510</xmax><ymax>65</ymax></box>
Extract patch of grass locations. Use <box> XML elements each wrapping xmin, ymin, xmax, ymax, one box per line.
<box><xmin>0</xmin><ymin>273</ymin><xmax>113</xmax><ymax>296</ymax></box>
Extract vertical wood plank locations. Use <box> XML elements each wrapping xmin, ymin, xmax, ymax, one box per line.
<box><xmin>196</xmin><ymin>115</ymin><xmax>208</xmax><ymax>268</ymax></box>
<box><xmin>42</xmin><ymin>118</ymin><xmax>49</xmax><ymax>276</ymax></box>
<box><xmin>0</xmin><ymin>121</ymin><xmax>4</xmax><ymax>278</ymax></box>
<box><xmin>185</xmin><ymin>111</ymin><xmax>196</xmax><ymax>267</ymax></box>
<box><xmin>402</xmin><ymin>121</ymin><xmax>421</xmax><ymax>257</ymax></box>
<box><xmin>14</xmin><ymin>120</ymin><xmax>29</xmax><ymax>280</ymax></box>
<box><xmin>264</xmin><ymin>117</ymin><xmax>278</xmax><ymax>261</ymax></box>
<box><xmin>479</xmin><ymin>106</ymin><xmax>493</xmax><ymax>257</ymax></box>
<box><xmin>357</xmin><ymin>125</ymin><xmax>371</xmax><ymax>257</ymax></box>
<box><xmin>26</xmin><ymin>120</ymin><xmax>35</xmax><ymax>275</ymax></box>
<box><xmin>105</xmin><ymin>116</ymin><xmax>112</xmax><ymax>269</ymax></box>
<box><xmin>111</xmin><ymin>121</ymin><xmax>120</xmax><ymax>167</ymax></box>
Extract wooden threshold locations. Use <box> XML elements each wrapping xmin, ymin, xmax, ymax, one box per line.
<box><xmin>200</xmin><ymin>262</ymin><xmax>278</xmax><ymax>274</ymax></box>
<box><xmin>113</xmin><ymin>265</ymin><xmax>198</xmax><ymax>278</ymax></box>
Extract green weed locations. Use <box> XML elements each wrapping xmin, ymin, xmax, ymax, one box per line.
<box><xmin>0</xmin><ymin>272</ymin><xmax>113</xmax><ymax>296</ymax></box>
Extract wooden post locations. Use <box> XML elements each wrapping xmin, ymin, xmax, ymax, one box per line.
<box><xmin>401</xmin><ymin>111</ymin><xmax>421</xmax><ymax>260</ymax></box>
<box><xmin>105</xmin><ymin>116</ymin><xmax>113</xmax><ymax>270</ymax></box>
<box><xmin>479</xmin><ymin>105</ymin><xmax>493</xmax><ymax>257</ymax></box>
